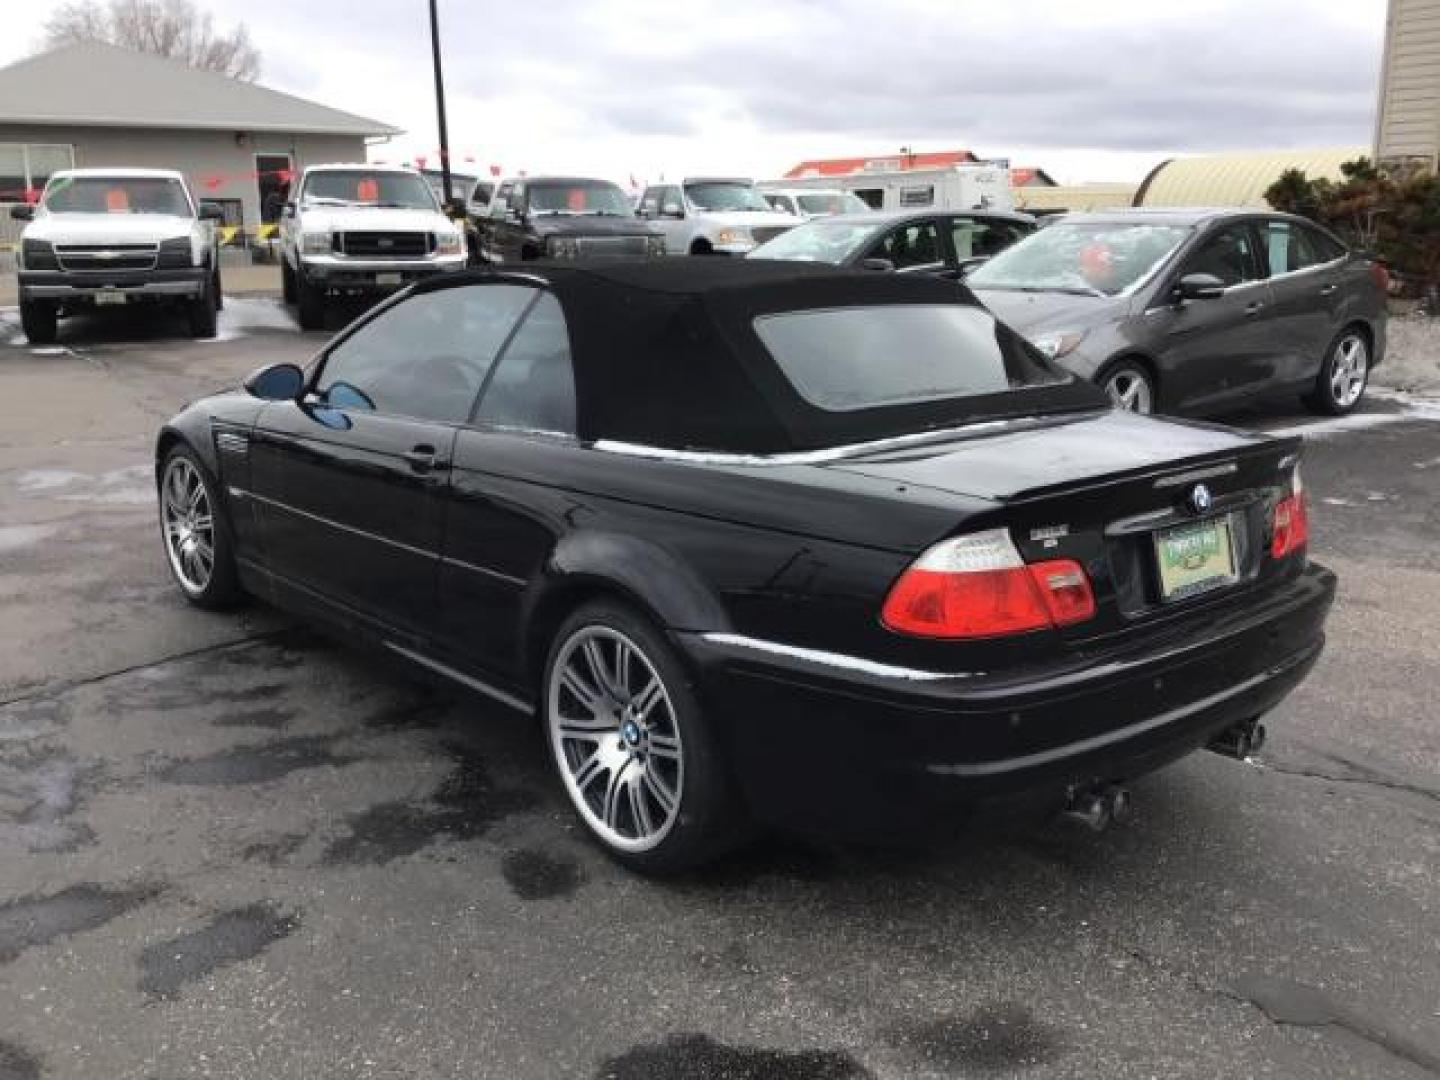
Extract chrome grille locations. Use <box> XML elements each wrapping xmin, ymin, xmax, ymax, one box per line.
<box><xmin>338</xmin><ymin>231</ymin><xmax>432</xmax><ymax>258</ymax></box>
<box><xmin>575</xmin><ymin>235</ymin><xmax>650</xmax><ymax>258</ymax></box>
<box><xmin>55</xmin><ymin>243</ymin><xmax>157</xmax><ymax>271</ymax></box>
<box><xmin>750</xmin><ymin>226</ymin><xmax>793</xmax><ymax>245</ymax></box>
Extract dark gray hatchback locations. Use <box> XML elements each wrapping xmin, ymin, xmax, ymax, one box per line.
<box><xmin>967</xmin><ymin>208</ymin><xmax>1389</xmax><ymax>416</ymax></box>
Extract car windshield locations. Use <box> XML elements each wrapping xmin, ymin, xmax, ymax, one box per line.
<box><xmin>43</xmin><ymin>176</ymin><xmax>190</xmax><ymax>216</ymax></box>
<box><xmin>749</xmin><ymin>218</ymin><xmax>883</xmax><ymax>264</ymax></box>
<box><xmin>301</xmin><ymin>170</ymin><xmax>438</xmax><ymax>210</ymax></box>
<box><xmin>797</xmin><ymin>193</ymin><xmax>871</xmax><ymax>216</ymax></box>
<box><xmin>528</xmin><ymin>181</ymin><xmax>634</xmax><ymax>216</ymax></box>
<box><xmin>968</xmin><ymin>221</ymin><xmax>1192</xmax><ymax>296</ymax></box>
<box><xmin>754</xmin><ymin>303</ymin><xmax>1071</xmax><ymax>413</ymax></box>
<box><xmin>684</xmin><ymin>182</ymin><xmax>772</xmax><ymax>212</ymax></box>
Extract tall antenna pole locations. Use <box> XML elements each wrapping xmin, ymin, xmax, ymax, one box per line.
<box><xmin>428</xmin><ymin>0</ymin><xmax>453</xmax><ymax>206</ymax></box>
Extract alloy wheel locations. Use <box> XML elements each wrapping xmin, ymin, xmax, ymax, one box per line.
<box><xmin>1105</xmin><ymin>368</ymin><xmax>1153</xmax><ymax>413</ymax></box>
<box><xmin>1329</xmin><ymin>334</ymin><xmax>1368</xmax><ymax>410</ymax></box>
<box><xmin>161</xmin><ymin>456</ymin><xmax>215</xmax><ymax>594</ymax></box>
<box><xmin>547</xmin><ymin>626</ymin><xmax>684</xmax><ymax>853</ymax></box>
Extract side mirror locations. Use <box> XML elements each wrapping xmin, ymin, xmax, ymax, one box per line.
<box><xmin>859</xmin><ymin>257</ymin><xmax>896</xmax><ymax>272</ymax></box>
<box><xmin>661</xmin><ymin>203</ymin><xmax>683</xmax><ymax>219</ymax></box>
<box><xmin>199</xmin><ymin>202</ymin><xmax>225</xmax><ymax>222</ymax></box>
<box><xmin>1175</xmin><ymin>272</ymin><xmax>1226</xmax><ymax>302</ymax></box>
<box><xmin>10</xmin><ymin>204</ymin><xmax>34</xmax><ymax>221</ymax></box>
<box><xmin>445</xmin><ymin>197</ymin><xmax>466</xmax><ymax>218</ymax></box>
<box><xmin>243</xmin><ymin>362</ymin><xmax>305</xmax><ymax>401</ymax></box>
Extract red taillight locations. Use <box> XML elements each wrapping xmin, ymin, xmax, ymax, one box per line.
<box><xmin>881</xmin><ymin>529</ymin><xmax>1096</xmax><ymax>639</ymax></box>
<box><xmin>1271</xmin><ymin>471</ymin><xmax>1309</xmax><ymax>558</ymax></box>
<box><xmin>1370</xmin><ymin>260</ymin><xmax>1391</xmax><ymax>294</ymax></box>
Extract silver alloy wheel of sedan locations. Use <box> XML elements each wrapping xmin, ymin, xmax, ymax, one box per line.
<box><xmin>1329</xmin><ymin>333</ymin><xmax>1369</xmax><ymax>410</ymax></box>
<box><xmin>1104</xmin><ymin>367</ymin><xmax>1154</xmax><ymax>413</ymax></box>
<box><xmin>160</xmin><ymin>456</ymin><xmax>215</xmax><ymax>595</ymax></box>
<box><xmin>547</xmin><ymin>626</ymin><xmax>685</xmax><ymax>853</ymax></box>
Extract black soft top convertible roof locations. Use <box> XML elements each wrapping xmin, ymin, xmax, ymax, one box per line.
<box><xmin>416</xmin><ymin>260</ymin><xmax>1101</xmax><ymax>453</ymax></box>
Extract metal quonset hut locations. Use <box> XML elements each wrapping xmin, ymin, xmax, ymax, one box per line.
<box><xmin>1133</xmin><ymin>148</ymin><xmax>1367</xmax><ymax>207</ymax></box>
<box><xmin>0</xmin><ymin>42</ymin><xmax>401</xmax><ymax>236</ymax></box>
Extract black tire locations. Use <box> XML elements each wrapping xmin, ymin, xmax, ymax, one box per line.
<box><xmin>1304</xmin><ymin>327</ymin><xmax>1370</xmax><ymax>416</ymax></box>
<box><xmin>1096</xmin><ymin>359</ymin><xmax>1155</xmax><ymax>414</ymax></box>
<box><xmin>157</xmin><ymin>444</ymin><xmax>245</xmax><ymax>609</ymax></box>
<box><xmin>19</xmin><ymin>298</ymin><xmax>58</xmax><ymax>345</ymax></box>
<box><xmin>542</xmin><ymin>600</ymin><xmax>749</xmax><ymax>874</ymax></box>
<box><xmin>281</xmin><ymin>259</ymin><xmax>298</xmax><ymax>303</ymax></box>
<box><xmin>213</xmin><ymin>267</ymin><xmax>224</xmax><ymax>311</ymax></box>
<box><xmin>296</xmin><ymin>273</ymin><xmax>326</xmax><ymax>331</ymax></box>
<box><xmin>187</xmin><ymin>274</ymin><xmax>218</xmax><ymax>338</ymax></box>
<box><xmin>690</xmin><ymin>239</ymin><xmax>715</xmax><ymax>256</ymax></box>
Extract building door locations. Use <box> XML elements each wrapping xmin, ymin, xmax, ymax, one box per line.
<box><xmin>255</xmin><ymin>154</ymin><xmax>293</xmax><ymax>225</ymax></box>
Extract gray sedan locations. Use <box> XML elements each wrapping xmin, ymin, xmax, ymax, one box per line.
<box><xmin>967</xmin><ymin>208</ymin><xmax>1389</xmax><ymax>416</ymax></box>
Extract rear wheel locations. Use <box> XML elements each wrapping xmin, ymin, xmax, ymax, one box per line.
<box><xmin>281</xmin><ymin>259</ymin><xmax>298</xmax><ymax>303</ymax></box>
<box><xmin>296</xmin><ymin>274</ymin><xmax>326</xmax><ymax>331</ymax></box>
<box><xmin>213</xmin><ymin>266</ymin><xmax>224</xmax><ymax>311</ymax></box>
<box><xmin>1305</xmin><ymin>329</ymin><xmax>1369</xmax><ymax>416</ymax></box>
<box><xmin>543</xmin><ymin>601</ymin><xmax>747</xmax><ymax>873</ymax></box>
<box><xmin>19</xmin><ymin>298</ymin><xmax>57</xmax><ymax>345</ymax></box>
<box><xmin>1098</xmin><ymin>360</ymin><xmax>1155</xmax><ymax>414</ymax></box>
<box><xmin>188</xmin><ymin>273</ymin><xmax>218</xmax><ymax>338</ymax></box>
<box><xmin>158</xmin><ymin>446</ymin><xmax>243</xmax><ymax>608</ymax></box>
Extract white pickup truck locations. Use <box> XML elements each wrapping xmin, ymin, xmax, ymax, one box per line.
<box><xmin>637</xmin><ymin>178</ymin><xmax>799</xmax><ymax>256</ymax></box>
<box><xmin>10</xmin><ymin>167</ymin><xmax>224</xmax><ymax>344</ymax></box>
<box><xmin>279</xmin><ymin>163</ymin><xmax>468</xmax><ymax>329</ymax></box>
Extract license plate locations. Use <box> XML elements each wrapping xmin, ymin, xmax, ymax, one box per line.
<box><xmin>1155</xmin><ymin>516</ymin><xmax>1237</xmax><ymax>601</ymax></box>
<box><xmin>93</xmin><ymin>289</ymin><xmax>127</xmax><ymax>306</ymax></box>
<box><xmin>375</xmin><ymin>273</ymin><xmax>403</xmax><ymax>286</ymax></box>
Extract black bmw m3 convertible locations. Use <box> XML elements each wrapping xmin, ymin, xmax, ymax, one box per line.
<box><xmin>155</xmin><ymin>260</ymin><xmax>1334</xmax><ymax>871</ymax></box>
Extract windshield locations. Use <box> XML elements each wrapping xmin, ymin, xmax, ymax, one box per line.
<box><xmin>754</xmin><ymin>304</ymin><xmax>1071</xmax><ymax>413</ymax></box>
<box><xmin>43</xmin><ymin>176</ymin><xmax>191</xmax><ymax>216</ymax></box>
<box><xmin>797</xmin><ymin>193</ymin><xmax>871</xmax><ymax>216</ymax></box>
<box><xmin>527</xmin><ymin>181</ymin><xmax>634</xmax><ymax>216</ymax></box>
<box><xmin>749</xmin><ymin>218</ymin><xmax>881</xmax><ymax>264</ymax></box>
<box><xmin>684</xmin><ymin>182</ymin><xmax>772</xmax><ymax>212</ymax></box>
<box><xmin>301</xmin><ymin>170</ymin><xmax>438</xmax><ymax>210</ymax></box>
<box><xmin>968</xmin><ymin>221</ymin><xmax>1191</xmax><ymax>296</ymax></box>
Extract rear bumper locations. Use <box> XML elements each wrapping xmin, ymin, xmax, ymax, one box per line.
<box><xmin>682</xmin><ymin>563</ymin><xmax>1335</xmax><ymax>840</ymax></box>
<box><xmin>19</xmin><ymin>268</ymin><xmax>206</xmax><ymax>300</ymax></box>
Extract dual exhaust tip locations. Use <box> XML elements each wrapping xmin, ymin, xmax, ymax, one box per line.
<box><xmin>1060</xmin><ymin>719</ymin><xmax>1267</xmax><ymax>833</ymax></box>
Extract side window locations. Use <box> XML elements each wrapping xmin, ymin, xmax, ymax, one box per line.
<box><xmin>474</xmin><ymin>293</ymin><xmax>576</xmax><ymax>434</ymax></box>
<box><xmin>1261</xmin><ymin>220</ymin><xmax>1325</xmax><ymax>276</ymax></box>
<box><xmin>1302</xmin><ymin>224</ymin><xmax>1346</xmax><ymax>264</ymax></box>
<box><xmin>951</xmin><ymin>218</ymin><xmax>1028</xmax><ymax>260</ymax></box>
<box><xmin>870</xmin><ymin>222</ymin><xmax>942</xmax><ymax>269</ymax></box>
<box><xmin>660</xmin><ymin>186</ymin><xmax>684</xmax><ymax>214</ymax></box>
<box><xmin>640</xmin><ymin>188</ymin><xmax>660</xmax><ymax>216</ymax></box>
<box><xmin>491</xmin><ymin>182</ymin><xmax>513</xmax><ymax>219</ymax></box>
<box><xmin>1183</xmin><ymin>225</ymin><xmax>1262</xmax><ymax>288</ymax></box>
<box><xmin>469</xmin><ymin>181</ymin><xmax>492</xmax><ymax>208</ymax></box>
<box><xmin>316</xmin><ymin>285</ymin><xmax>536</xmax><ymax>423</ymax></box>
<box><xmin>898</xmin><ymin>185</ymin><xmax>935</xmax><ymax>208</ymax></box>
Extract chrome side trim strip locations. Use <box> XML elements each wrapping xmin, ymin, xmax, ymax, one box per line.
<box><xmin>440</xmin><ymin>555</ymin><xmax>526</xmax><ymax>587</ymax></box>
<box><xmin>700</xmin><ymin>632</ymin><xmax>969</xmax><ymax>682</ymax></box>
<box><xmin>1152</xmin><ymin>462</ymin><xmax>1239</xmax><ymax>488</ymax></box>
<box><xmin>385</xmin><ymin>641</ymin><xmax>534</xmax><ymax>715</ymax></box>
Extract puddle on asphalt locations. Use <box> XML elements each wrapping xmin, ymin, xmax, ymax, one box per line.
<box><xmin>0</xmin><ymin>1038</ymin><xmax>42</xmax><ymax>1080</ymax></box>
<box><xmin>0</xmin><ymin>883</ymin><xmax>156</xmax><ymax>963</ymax></box>
<box><xmin>882</xmin><ymin>1002</ymin><xmax>1067</xmax><ymax>1075</ymax></box>
<box><xmin>595</xmin><ymin>1033</ymin><xmax>873</xmax><ymax>1080</ymax></box>
<box><xmin>500</xmin><ymin>847</ymin><xmax>586</xmax><ymax>900</ymax></box>
<box><xmin>159</xmin><ymin>736</ymin><xmax>351</xmax><ymax>786</ymax></box>
<box><xmin>0</xmin><ymin>748</ymin><xmax>98</xmax><ymax>854</ymax></box>
<box><xmin>138</xmin><ymin>902</ymin><xmax>299</xmax><ymax>998</ymax></box>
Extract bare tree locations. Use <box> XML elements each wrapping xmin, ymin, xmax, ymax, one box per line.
<box><xmin>42</xmin><ymin>0</ymin><xmax>261</xmax><ymax>81</ymax></box>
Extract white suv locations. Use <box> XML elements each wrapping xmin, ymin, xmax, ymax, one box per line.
<box><xmin>279</xmin><ymin>163</ymin><xmax>467</xmax><ymax>329</ymax></box>
<box><xmin>11</xmin><ymin>167</ymin><xmax>223</xmax><ymax>344</ymax></box>
<box><xmin>638</xmin><ymin>178</ymin><xmax>799</xmax><ymax>256</ymax></box>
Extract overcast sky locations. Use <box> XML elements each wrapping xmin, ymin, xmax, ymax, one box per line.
<box><xmin>7</xmin><ymin>0</ymin><xmax>1389</xmax><ymax>186</ymax></box>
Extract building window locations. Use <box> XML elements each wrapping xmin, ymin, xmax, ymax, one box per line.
<box><xmin>0</xmin><ymin>143</ymin><xmax>75</xmax><ymax>203</ymax></box>
<box><xmin>898</xmin><ymin>185</ymin><xmax>935</xmax><ymax>207</ymax></box>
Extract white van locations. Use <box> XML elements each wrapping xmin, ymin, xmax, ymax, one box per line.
<box><xmin>756</xmin><ymin>186</ymin><xmax>873</xmax><ymax>219</ymax></box>
<box><xmin>780</xmin><ymin>164</ymin><xmax>1014</xmax><ymax>214</ymax></box>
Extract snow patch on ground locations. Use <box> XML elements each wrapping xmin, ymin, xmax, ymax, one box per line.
<box><xmin>1376</xmin><ymin>313</ymin><xmax>1440</xmax><ymax>394</ymax></box>
<box><xmin>214</xmin><ymin>296</ymin><xmax>299</xmax><ymax>341</ymax></box>
<box><xmin>14</xmin><ymin>464</ymin><xmax>152</xmax><ymax>505</ymax></box>
<box><xmin>1264</xmin><ymin>388</ymin><xmax>1440</xmax><ymax>439</ymax></box>
<box><xmin>0</xmin><ymin>524</ymin><xmax>59</xmax><ymax>553</ymax></box>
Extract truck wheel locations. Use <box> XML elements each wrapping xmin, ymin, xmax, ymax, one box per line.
<box><xmin>188</xmin><ymin>276</ymin><xmax>218</xmax><ymax>339</ymax></box>
<box><xmin>20</xmin><ymin>299</ymin><xmax>58</xmax><ymax>345</ymax></box>
<box><xmin>281</xmin><ymin>259</ymin><xmax>298</xmax><ymax>303</ymax></box>
<box><xmin>296</xmin><ymin>275</ymin><xmax>326</xmax><ymax>331</ymax></box>
<box><xmin>212</xmin><ymin>266</ymin><xmax>224</xmax><ymax>312</ymax></box>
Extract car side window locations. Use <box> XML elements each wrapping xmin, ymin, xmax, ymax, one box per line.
<box><xmin>951</xmin><ymin>218</ymin><xmax>1027</xmax><ymax>260</ymax></box>
<box><xmin>870</xmin><ymin>222</ymin><xmax>942</xmax><ymax>269</ymax></box>
<box><xmin>639</xmin><ymin>188</ymin><xmax>660</xmax><ymax>216</ymax></box>
<box><xmin>1261</xmin><ymin>220</ymin><xmax>1326</xmax><ymax>276</ymax></box>
<box><xmin>315</xmin><ymin>285</ymin><xmax>536</xmax><ymax>424</ymax></box>
<box><xmin>491</xmin><ymin>182</ymin><xmax>514</xmax><ymax>220</ymax></box>
<box><xmin>1182</xmin><ymin>225</ymin><xmax>1262</xmax><ymax>288</ymax></box>
<box><xmin>473</xmin><ymin>292</ymin><xmax>576</xmax><ymax>434</ymax></box>
<box><xmin>1301</xmin><ymin>224</ymin><xmax>1346</xmax><ymax>264</ymax></box>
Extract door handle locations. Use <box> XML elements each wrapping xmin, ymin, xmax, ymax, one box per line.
<box><xmin>1319</xmin><ymin>283</ymin><xmax>1338</xmax><ymax>296</ymax></box>
<box><xmin>1244</xmin><ymin>301</ymin><xmax>1265</xmax><ymax>316</ymax></box>
<box><xmin>402</xmin><ymin>445</ymin><xmax>450</xmax><ymax>472</ymax></box>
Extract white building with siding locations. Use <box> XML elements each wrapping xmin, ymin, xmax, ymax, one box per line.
<box><xmin>0</xmin><ymin>42</ymin><xmax>401</xmax><ymax>234</ymax></box>
<box><xmin>1374</xmin><ymin>0</ymin><xmax>1440</xmax><ymax>168</ymax></box>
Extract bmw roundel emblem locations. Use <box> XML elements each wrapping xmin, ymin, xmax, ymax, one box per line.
<box><xmin>1190</xmin><ymin>483</ymin><xmax>1213</xmax><ymax>514</ymax></box>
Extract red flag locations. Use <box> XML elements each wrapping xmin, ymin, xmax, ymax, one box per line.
<box><xmin>489</xmin><ymin>164</ymin><xmax>502</xmax><ymax>177</ymax></box>
<box><xmin>414</xmin><ymin>155</ymin><xmax>428</xmax><ymax>170</ymax></box>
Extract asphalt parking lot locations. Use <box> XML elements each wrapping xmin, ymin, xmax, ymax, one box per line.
<box><xmin>1</xmin><ymin>299</ymin><xmax>1438</xmax><ymax>1080</ymax></box>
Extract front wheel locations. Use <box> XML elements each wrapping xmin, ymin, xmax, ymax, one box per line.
<box><xmin>1098</xmin><ymin>361</ymin><xmax>1155</xmax><ymax>414</ymax></box>
<box><xmin>1305</xmin><ymin>329</ymin><xmax>1369</xmax><ymax>416</ymax></box>
<box><xmin>543</xmin><ymin>601</ymin><xmax>747</xmax><ymax>873</ymax></box>
<box><xmin>187</xmin><ymin>275</ymin><xmax>218</xmax><ymax>338</ymax></box>
<box><xmin>158</xmin><ymin>447</ymin><xmax>244</xmax><ymax>608</ymax></box>
<box><xmin>296</xmin><ymin>274</ymin><xmax>326</xmax><ymax>331</ymax></box>
<box><xmin>19</xmin><ymin>298</ymin><xmax>58</xmax><ymax>345</ymax></box>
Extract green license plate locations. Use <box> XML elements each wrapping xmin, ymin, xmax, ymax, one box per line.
<box><xmin>1155</xmin><ymin>516</ymin><xmax>1236</xmax><ymax>601</ymax></box>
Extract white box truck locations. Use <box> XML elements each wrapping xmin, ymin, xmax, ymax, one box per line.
<box><xmin>778</xmin><ymin>163</ymin><xmax>1014</xmax><ymax>214</ymax></box>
